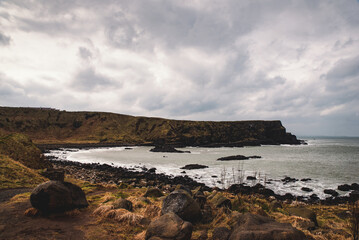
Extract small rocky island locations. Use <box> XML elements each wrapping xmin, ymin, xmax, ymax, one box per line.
<box><xmin>217</xmin><ymin>155</ymin><xmax>262</xmax><ymax>161</ymax></box>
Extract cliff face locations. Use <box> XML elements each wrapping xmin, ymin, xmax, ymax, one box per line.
<box><xmin>0</xmin><ymin>107</ymin><xmax>300</xmax><ymax>146</ymax></box>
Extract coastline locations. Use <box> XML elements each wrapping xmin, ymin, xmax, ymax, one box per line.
<box><xmin>50</xmin><ymin>158</ymin><xmax>357</xmax><ymax>206</ymax></box>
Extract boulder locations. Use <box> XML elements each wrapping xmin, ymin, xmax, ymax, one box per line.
<box><xmin>351</xmin><ymin>183</ymin><xmax>359</xmax><ymax>191</ymax></box>
<box><xmin>144</xmin><ymin>187</ymin><xmax>164</xmax><ymax>198</ymax></box>
<box><xmin>212</xmin><ymin>227</ymin><xmax>231</xmax><ymax>240</ymax></box>
<box><xmin>288</xmin><ymin>207</ymin><xmax>318</xmax><ymax>227</ymax></box>
<box><xmin>338</xmin><ymin>184</ymin><xmax>351</xmax><ymax>191</ymax></box>
<box><xmin>162</xmin><ymin>190</ymin><xmax>202</xmax><ymax>223</ymax></box>
<box><xmin>192</xmin><ymin>190</ymin><xmax>206</xmax><ymax>209</ymax></box>
<box><xmin>112</xmin><ymin>198</ymin><xmax>133</xmax><ymax>211</ymax></box>
<box><xmin>30</xmin><ymin>180</ymin><xmax>88</xmax><ymax>213</ymax></box>
<box><xmin>324</xmin><ymin>189</ymin><xmax>339</xmax><ymax>197</ymax></box>
<box><xmin>229</xmin><ymin>213</ymin><xmax>306</xmax><ymax>240</ymax></box>
<box><xmin>145</xmin><ymin>212</ymin><xmax>193</xmax><ymax>240</ymax></box>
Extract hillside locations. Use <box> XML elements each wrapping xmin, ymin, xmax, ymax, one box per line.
<box><xmin>0</xmin><ymin>133</ymin><xmax>52</xmax><ymax>169</ymax></box>
<box><xmin>0</xmin><ymin>154</ymin><xmax>47</xmax><ymax>189</ymax></box>
<box><xmin>0</xmin><ymin>107</ymin><xmax>300</xmax><ymax>147</ymax></box>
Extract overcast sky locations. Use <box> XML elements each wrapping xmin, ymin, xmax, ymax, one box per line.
<box><xmin>1</xmin><ymin>0</ymin><xmax>359</xmax><ymax>136</ymax></box>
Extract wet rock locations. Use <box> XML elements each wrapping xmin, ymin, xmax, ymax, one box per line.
<box><xmin>247</xmin><ymin>155</ymin><xmax>262</xmax><ymax>159</ymax></box>
<box><xmin>147</xmin><ymin>168</ymin><xmax>156</xmax><ymax>173</ymax></box>
<box><xmin>180</xmin><ymin>164</ymin><xmax>208</xmax><ymax>170</ymax></box>
<box><xmin>229</xmin><ymin>213</ymin><xmax>306</xmax><ymax>240</ymax></box>
<box><xmin>145</xmin><ymin>212</ymin><xmax>193</xmax><ymax>240</ymax></box>
<box><xmin>161</xmin><ymin>190</ymin><xmax>202</xmax><ymax>223</ymax></box>
<box><xmin>338</xmin><ymin>184</ymin><xmax>351</xmax><ymax>191</ymax></box>
<box><xmin>324</xmin><ymin>189</ymin><xmax>339</xmax><ymax>197</ymax></box>
<box><xmin>309</xmin><ymin>194</ymin><xmax>320</xmax><ymax>202</ymax></box>
<box><xmin>30</xmin><ymin>180</ymin><xmax>88</xmax><ymax>214</ymax></box>
<box><xmin>247</xmin><ymin>176</ymin><xmax>257</xmax><ymax>180</ymax></box>
<box><xmin>112</xmin><ymin>198</ymin><xmax>133</xmax><ymax>211</ymax></box>
<box><xmin>144</xmin><ymin>187</ymin><xmax>164</xmax><ymax>198</ymax></box>
<box><xmin>288</xmin><ymin>207</ymin><xmax>318</xmax><ymax>228</ymax></box>
<box><xmin>301</xmin><ymin>187</ymin><xmax>313</xmax><ymax>192</ymax></box>
<box><xmin>212</xmin><ymin>227</ymin><xmax>231</xmax><ymax>240</ymax></box>
<box><xmin>300</xmin><ymin>178</ymin><xmax>311</xmax><ymax>182</ymax></box>
<box><xmin>281</xmin><ymin>176</ymin><xmax>298</xmax><ymax>184</ymax></box>
<box><xmin>217</xmin><ymin>155</ymin><xmax>249</xmax><ymax>161</ymax></box>
<box><xmin>350</xmin><ymin>183</ymin><xmax>359</xmax><ymax>191</ymax></box>
<box><xmin>150</xmin><ymin>145</ymin><xmax>190</xmax><ymax>153</ymax></box>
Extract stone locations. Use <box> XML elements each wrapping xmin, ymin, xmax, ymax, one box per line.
<box><xmin>324</xmin><ymin>189</ymin><xmax>339</xmax><ymax>197</ymax></box>
<box><xmin>150</xmin><ymin>145</ymin><xmax>190</xmax><ymax>153</ymax></box>
<box><xmin>161</xmin><ymin>190</ymin><xmax>202</xmax><ymax>223</ymax></box>
<box><xmin>180</xmin><ymin>164</ymin><xmax>208</xmax><ymax>170</ymax></box>
<box><xmin>40</xmin><ymin>168</ymin><xmax>65</xmax><ymax>181</ymax></box>
<box><xmin>247</xmin><ymin>176</ymin><xmax>257</xmax><ymax>180</ymax></box>
<box><xmin>145</xmin><ymin>212</ymin><xmax>193</xmax><ymax>240</ymax></box>
<box><xmin>229</xmin><ymin>213</ymin><xmax>306</xmax><ymax>240</ymax></box>
<box><xmin>30</xmin><ymin>180</ymin><xmax>88</xmax><ymax>214</ymax></box>
<box><xmin>288</xmin><ymin>207</ymin><xmax>318</xmax><ymax>227</ymax></box>
<box><xmin>338</xmin><ymin>184</ymin><xmax>351</xmax><ymax>191</ymax></box>
<box><xmin>144</xmin><ymin>187</ymin><xmax>164</xmax><ymax>198</ymax></box>
<box><xmin>350</xmin><ymin>183</ymin><xmax>359</xmax><ymax>191</ymax></box>
<box><xmin>212</xmin><ymin>227</ymin><xmax>231</xmax><ymax>240</ymax></box>
<box><xmin>217</xmin><ymin>155</ymin><xmax>249</xmax><ymax>161</ymax></box>
<box><xmin>175</xmin><ymin>185</ymin><xmax>192</xmax><ymax>195</ymax></box>
<box><xmin>112</xmin><ymin>198</ymin><xmax>133</xmax><ymax>211</ymax></box>
<box><xmin>301</xmin><ymin>187</ymin><xmax>313</xmax><ymax>192</ymax></box>
<box><xmin>192</xmin><ymin>190</ymin><xmax>206</xmax><ymax>209</ymax></box>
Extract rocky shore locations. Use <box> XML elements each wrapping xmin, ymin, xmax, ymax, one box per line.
<box><xmin>50</xmin><ymin>159</ymin><xmax>359</xmax><ymax>206</ymax></box>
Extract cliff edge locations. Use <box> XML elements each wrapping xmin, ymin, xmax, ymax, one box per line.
<box><xmin>0</xmin><ymin>107</ymin><xmax>301</xmax><ymax>147</ymax></box>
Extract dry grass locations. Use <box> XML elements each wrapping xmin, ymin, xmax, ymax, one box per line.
<box><xmin>0</xmin><ymin>154</ymin><xmax>47</xmax><ymax>189</ymax></box>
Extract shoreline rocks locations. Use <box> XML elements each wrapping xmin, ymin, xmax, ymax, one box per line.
<box><xmin>150</xmin><ymin>145</ymin><xmax>191</xmax><ymax>153</ymax></box>
<box><xmin>217</xmin><ymin>155</ymin><xmax>262</xmax><ymax>161</ymax></box>
<box><xmin>180</xmin><ymin>164</ymin><xmax>208</xmax><ymax>170</ymax></box>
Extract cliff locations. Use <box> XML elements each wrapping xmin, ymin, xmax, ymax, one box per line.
<box><xmin>0</xmin><ymin>107</ymin><xmax>300</xmax><ymax>147</ymax></box>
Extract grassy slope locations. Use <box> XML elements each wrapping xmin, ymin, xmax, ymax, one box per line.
<box><xmin>0</xmin><ymin>107</ymin><xmax>296</xmax><ymax>145</ymax></box>
<box><xmin>0</xmin><ymin>133</ymin><xmax>51</xmax><ymax>169</ymax></box>
<box><xmin>0</xmin><ymin>154</ymin><xmax>47</xmax><ymax>189</ymax></box>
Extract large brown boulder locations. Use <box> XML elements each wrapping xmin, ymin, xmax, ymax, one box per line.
<box><xmin>30</xmin><ymin>180</ymin><xmax>88</xmax><ymax>213</ymax></box>
<box><xmin>229</xmin><ymin>213</ymin><xmax>306</xmax><ymax>240</ymax></box>
<box><xmin>162</xmin><ymin>190</ymin><xmax>202</xmax><ymax>223</ymax></box>
<box><xmin>145</xmin><ymin>212</ymin><xmax>193</xmax><ymax>240</ymax></box>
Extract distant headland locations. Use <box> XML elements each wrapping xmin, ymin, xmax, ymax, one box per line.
<box><xmin>0</xmin><ymin>106</ymin><xmax>302</xmax><ymax>148</ymax></box>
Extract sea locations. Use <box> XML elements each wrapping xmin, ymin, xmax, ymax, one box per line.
<box><xmin>46</xmin><ymin>137</ymin><xmax>359</xmax><ymax>199</ymax></box>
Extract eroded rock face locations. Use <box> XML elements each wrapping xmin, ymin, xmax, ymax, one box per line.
<box><xmin>229</xmin><ymin>213</ymin><xmax>306</xmax><ymax>240</ymax></box>
<box><xmin>30</xmin><ymin>180</ymin><xmax>88</xmax><ymax>213</ymax></box>
<box><xmin>161</xmin><ymin>190</ymin><xmax>202</xmax><ymax>223</ymax></box>
<box><xmin>145</xmin><ymin>212</ymin><xmax>193</xmax><ymax>240</ymax></box>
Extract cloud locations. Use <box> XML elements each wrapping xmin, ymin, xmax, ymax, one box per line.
<box><xmin>1</xmin><ymin>0</ymin><xmax>359</xmax><ymax>136</ymax></box>
<box><xmin>0</xmin><ymin>32</ymin><xmax>11</xmax><ymax>46</ymax></box>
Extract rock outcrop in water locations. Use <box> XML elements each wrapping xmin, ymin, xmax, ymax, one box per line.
<box><xmin>0</xmin><ymin>107</ymin><xmax>302</xmax><ymax>148</ymax></box>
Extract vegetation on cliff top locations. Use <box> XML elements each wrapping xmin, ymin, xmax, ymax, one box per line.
<box><xmin>0</xmin><ymin>133</ymin><xmax>51</xmax><ymax>169</ymax></box>
<box><xmin>0</xmin><ymin>107</ymin><xmax>299</xmax><ymax>146</ymax></box>
<box><xmin>0</xmin><ymin>154</ymin><xmax>47</xmax><ymax>189</ymax></box>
